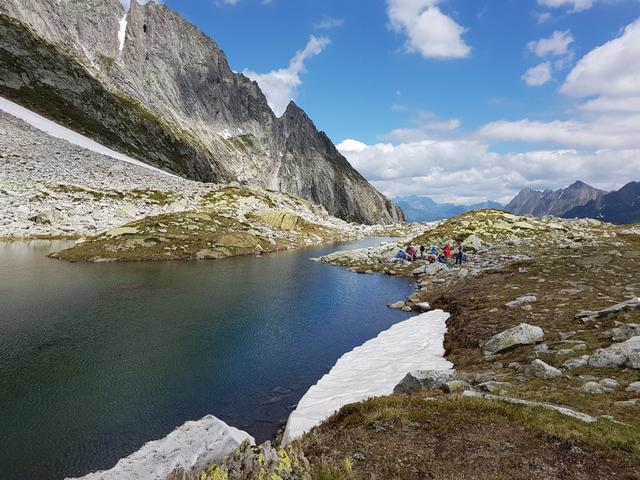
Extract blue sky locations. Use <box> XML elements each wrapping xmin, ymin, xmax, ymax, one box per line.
<box><xmin>132</xmin><ymin>0</ymin><xmax>640</xmax><ymax>203</ymax></box>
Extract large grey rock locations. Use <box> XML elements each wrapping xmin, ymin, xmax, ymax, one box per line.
<box><xmin>588</xmin><ymin>336</ymin><xmax>640</xmax><ymax>369</ymax></box>
<box><xmin>525</xmin><ymin>359</ymin><xmax>562</xmax><ymax>380</ymax></box>
<box><xmin>29</xmin><ymin>208</ymin><xmax>63</xmax><ymax>225</ymax></box>
<box><xmin>626</xmin><ymin>381</ymin><xmax>640</xmax><ymax>393</ymax></box>
<box><xmin>505</xmin><ymin>295</ymin><xmax>537</xmax><ymax>309</ymax></box>
<box><xmin>562</xmin><ymin>355</ymin><xmax>589</xmax><ymax>370</ymax></box>
<box><xmin>394</xmin><ymin>369</ymin><xmax>457</xmax><ymax>394</ymax></box>
<box><xmin>611</xmin><ymin>323</ymin><xmax>640</xmax><ymax>342</ymax></box>
<box><xmin>0</xmin><ymin>0</ymin><xmax>404</xmax><ymax>225</ymax></box>
<box><xmin>68</xmin><ymin>415</ymin><xmax>253</xmax><ymax>480</ymax></box>
<box><xmin>413</xmin><ymin>262</ymin><xmax>447</xmax><ymax>276</ymax></box>
<box><xmin>582</xmin><ymin>382</ymin><xmax>608</xmax><ymax>395</ymax></box>
<box><xmin>483</xmin><ymin>323</ymin><xmax>544</xmax><ymax>356</ymax></box>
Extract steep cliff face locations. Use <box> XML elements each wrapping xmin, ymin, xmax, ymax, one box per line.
<box><xmin>0</xmin><ymin>0</ymin><xmax>404</xmax><ymax>224</ymax></box>
<box><xmin>505</xmin><ymin>181</ymin><xmax>606</xmax><ymax>217</ymax></box>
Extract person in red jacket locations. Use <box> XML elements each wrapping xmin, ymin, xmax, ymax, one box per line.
<box><xmin>444</xmin><ymin>244</ymin><xmax>452</xmax><ymax>259</ymax></box>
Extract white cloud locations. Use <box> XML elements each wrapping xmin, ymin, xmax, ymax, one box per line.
<box><xmin>314</xmin><ymin>15</ymin><xmax>344</xmax><ymax>30</ymax></box>
<box><xmin>337</xmin><ymin>138</ymin><xmax>638</xmax><ymax>203</ymax></box>
<box><xmin>537</xmin><ymin>0</ymin><xmax>594</xmax><ymax>12</ymax></box>
<box><xmin>561</xmin><ymin>19</ymin><xmax>640</xmax><ymax>100</ymax></box>
<box><xmin>522</xmin><ymin>62</ymin><xmax>552</xmax><ymax>86</ymax></box>
<box><xmin>243</xmin><ymin>36</ymin><xmax>330</xmax><ymax>116</ymax></box>
<box><xmin>528</xmin><ymin>30</ymin><xmax>574</xmax><ymax>57</ymax></box>
<box><xmin>387</xmin><ymin>0</ymin><xmax>471</xmax><ymax>59</ymax></box>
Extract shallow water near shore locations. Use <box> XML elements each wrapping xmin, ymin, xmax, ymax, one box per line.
<box><xmin>0</xmin><ymin>238</ymin><xmax>413</xmax><ymax>480</ymax></box>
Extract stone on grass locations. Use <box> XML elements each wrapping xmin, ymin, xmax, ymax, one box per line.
<box><xmin>599</xmin><ymin>378</ymin><xmax>620</xmax><ymax>390</ymax></box>
<box><xmin>478</xmin><ymin>381</ymin><xmax>512</xmax><ymax>394</ymax></box>
<box><xmin>525</xmin><ymin>359</ymin><xmax>562</xmax><ymax>380</ymax></box>
<box><xmin>562</xmin><ymin>355</ymin><xmax>589</xmax><ymax>370</ymax></box>
<box><xmin>615</xmin><ymin>399</ymin><xmax>640</xmax><ymax>407</ymax></box>
<box><xmin>483</xmin><ymin>323</ymin><xmax>544</xmax><ymax>357</ymax></box>
<box><xmin>394</xmin><ymin>369</ymin><xmax>457</xmax><ymax>394</ymax></box>
<box><xmin>588</xmin><ymin>336</ymin><xmax>640</xmax><ymax>369</ymax></box>
<box><xmin>611</xmin><ymin>324</ymin><xmax>640</xmax><ymax>342</ymax></box>
<box><xmin>626</xmin><ymin>381</ymin><xmax>640</xmax><ymax>393</ymax></box>
<box><xmin>441</xmin><ymin>380</ymin><xmax>470</xmax><ymax>394</ymax></box>
<box><xmin>582</xmin><ymin>382</ymin><xmax>609</xmax><ymax>395</ymax></box>
<box><xmin>505</xmin><ymin>295</ymin><xmax>537</xmax><ymax>309</ymax></box>
<box><xmin>414</xmin><ymin>302</ymin><xmax>432</xmax><ymax>312</ymax></box>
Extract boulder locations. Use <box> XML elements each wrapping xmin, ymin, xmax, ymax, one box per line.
<box><xmin>626</xmin><ymin>381</ymin><xmax>640</xmax><ymax>393</ymax></box>
<box><xmin>413</xmin><ymin>262</ymin><xmax>447</xmax><ymax>276</ymax></box>
<box><xmin>105</xmin><ymin>226</ymin><xmax>139</xmax><ymax>237</ymax></box>
<box><xmin>414</xmin><ymin>302</ymin><xmax>432</xmax><ymax>312</ymax></box>
<box><xmin>442</xmin><ymin>380</ymin><xmax>470</xmax><ymax>394</ymax></box>
<box><xmin>611</xmin><ymin>323</ymin><xmax>640</xmax><ymax>342</ymax></box>
<box><xmin>463</xmin><ymin>234</ymin><xmax>483</xmax><ymax>252</ymax></box>
<box><xmin>388</xmin><ymin>301</ymin><xmax>405</xmax><ymax>310</ymax></box>
<box><xmin>582</xmin><ymin>382</ymin><xmax>608</xmax><ymax>395</ymax></box>
<box><xmin>587</xmin><ymin>336</ymin><xmax>640</xmax><ymax>369</ymax></box>
<box><xmin>525</xmin><ymin>359</ymin><xmax>562</xmax><ymax>380</ymax></box>
<box><xmin>394</xmin><ymin>369</ymin><xmax>457</xmax><ymax>394</ymax></box>
<box><xmin>505</xmin><ymin>295</ymin><xmax>537</xmax><ymax>309</ymax></box>
<box><xmin>561</xmin><ymin>355</ymin><xmax>589</xmax><ymax>370</ymax></box>
<box><xmin>29</xmin><ymin>208</ymin><xmax>63</xmax><ymax>225</ymax></box>
<box><xmin>483</xmin><ymin>323</ymin><xmax>544</xmax><ymax>357</ymax></box>
<box><xmin>599</xmin><ymin>378</ymin><xmax>620</xmax><ymax>390</ymax></box>
<box><xmin>478</xmin><ymin>381</ymin><xmax>511</xmax><ymax>394</ymax></box>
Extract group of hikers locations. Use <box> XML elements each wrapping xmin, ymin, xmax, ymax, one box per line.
<box><xmin>396</xmin><ymin>242</ymin><xmax>466</xmax><ymax>265</ymax></box>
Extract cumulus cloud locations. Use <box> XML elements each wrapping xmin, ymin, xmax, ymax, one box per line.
<box><xmin>387</xmin><ymin>0</ymin><xmax>471</xmax><ymax>59</ymax></box>
<box><xmin>338</xmin><ymin>18</ymin><xmax>640</xmax><ymax>203</ymax></box>
<box><xmin>243</xmin><ymin>36</ymin><xmax>330</xmax><ymax>116</ymax></box>
<box><xmin>537</xmin><ymin>0</ymin><xmax>594</xmax><ymax>12</ymax></box>
<box><xmin>522</xmin><ymin>62</ymin><xmax>552</xmax><ymax>86</ymax></box>
<box><xmin>529</xmin><ymin>30</ymin><xmax>574</xmax><ymax>57</ymax></box>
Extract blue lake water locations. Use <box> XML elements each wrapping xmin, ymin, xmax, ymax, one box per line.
<box><xmin>0</xmin><ymin>238</ymin><xmax>414</xmax><ymax>480</ymax></box>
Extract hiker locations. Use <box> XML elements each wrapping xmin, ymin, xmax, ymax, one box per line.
<box><xmin>395</xmin><ymin>249</ymin><xmax>407</xmax><ymax>260</ymax></box>
<box><xmin>456</xmin><ymin>242</ymin><xmax>464</xmax><ymax>265</ymax></box>
<box><xmin>406</xmin><ymin>245</ymin><xmax>417</xmax><ymax>261</ymax></box>
<box><xmin>419</xmin><ymin>245</ymin><xmax>425</xmax><ymax>259</ymax></box>
<box><xmin>430</xmin><ymin>246</ymin><xmax>438</xmax><ymax>256</ymax></box>
<box><xmin>444</xmin><ymin>244</ymin><xmax>452</xmax><ymax>259</ymax></box>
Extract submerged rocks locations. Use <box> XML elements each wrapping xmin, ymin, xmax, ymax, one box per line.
<box><xmin>394</xmin><ymin>369</ymin><xmax>457</xmax><ymax>394</ymax></box>
<box><xmin>483</xmin><ymin>323</ymin><xmax>544</xmax><ymax>358</ymax></box>
<box><xmin>69</xmin><ymin>415</ymin><xmax>253</xmax><ymax>480</ymax></box>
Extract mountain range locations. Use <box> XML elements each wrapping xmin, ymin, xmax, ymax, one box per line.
<box><xmin>505</xmin><ymin>180</ymin><xmax>639</xmax><ymax>224</ymax></box>
<box><xmin>563</xmin><ymin>181</ymin><xmax>640</xmax><ymax>224</ymax></box>
<box><xmin>394</xmin><ymin>196</ymin><xmax>503</xmax><ymax>222</ymax></box>
<box><xmin>0</xmin><ymin>0</ymin><xmax>403</xmax><ymax>224</ymax></box>
<box><xmin>505</xmin><ymin>181</ymin><xmax>606</xmax><ymax>217</ymax></box>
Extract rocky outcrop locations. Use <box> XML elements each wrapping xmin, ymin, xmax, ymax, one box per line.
<box><xmin>587</xmin><ymin>336</ymin><xmax>640</xmax><ymax>369</ymax></box>
<box><xmin>505</xmin><ymin>181</ymin><xmax>606</xmax><ymax>217</ymax></box>
<box><xmin>68</xmin><ymin>415</ymin><xmax>253</xmax><ymax>480</ymax></box>
<box><xmin>0</xmin><ymin>0</ymin><xmax>404</xmax><ymax>224</ymax></box>
<box><xmin>394</xmin><ymin>369</ymin><xmax>457</xmax><ymax>393</ymax></box>
<box><xmin>483</xmin><ymin>323</ymin><xmax>544</xmax><ymax>357</ymax></box>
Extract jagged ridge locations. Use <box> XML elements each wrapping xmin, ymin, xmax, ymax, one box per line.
<box><xmin>0</xmin><ymin>0</ymin><xmax>404</xmax><ymax>224</ymax></box>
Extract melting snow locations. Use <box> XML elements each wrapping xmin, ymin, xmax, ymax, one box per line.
<box><xmin>118</xmin><ymin>14</ymin><xmax>128</xmax><ymax>52</ymax></box>
<box><xmin>0</xmin><ymin>96</ymin><xmax>173</xmax><ymax>177</ymax></box>
<box><xmin>282</xmin><ymin>310</ymin><xmax>452</xmax><ymax>444</ymax></box>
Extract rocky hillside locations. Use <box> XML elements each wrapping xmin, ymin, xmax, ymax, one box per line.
<box><xmin>506</xmin><ymin>181</ymin><xmax>606</xmax><ymax>217</ymax></box>
<box><xmin>564</xmin><ymin>181</ymin><xmax>640</xmax><ymax>225</ymax></box>
<box><xmin>0</xmin><ymin>0</ymin><xmax>403</xmax><ymax>224</ymax></box>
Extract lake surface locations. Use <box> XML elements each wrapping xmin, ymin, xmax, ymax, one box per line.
<box><xmin>0</xmin><ymin>239</ymin><xmax>413</xmax><ymax>480</ymax></box>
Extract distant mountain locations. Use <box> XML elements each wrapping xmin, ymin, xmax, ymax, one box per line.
<box><xmin>563</xmin><ymin>181</ymin><xmax>640</xmax><ymax>225</ymax></box>
<box><xmin>505</xmin><ymin>181</ymin><xmax>606</xmax><ymax>217</ymax></box>
<box><xmin>395</xmin><ymin>196</ymin><xmax>503</xmax><ymax>222</ymax></box>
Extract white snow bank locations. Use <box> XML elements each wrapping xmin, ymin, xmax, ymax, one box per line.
<box><xmin>282</xmin><ymin>310</ymin><xmax>452</xmax><ymax>444</ymax></box>
<box><xmin>68</xmin><ymin>415</ymin><xmax>253</xmax><ymax>480</ymax></box>
<box><xmin>0</xmin><ymin>96</ymin><xmax>173</xmax><ymax>177</ymax></box>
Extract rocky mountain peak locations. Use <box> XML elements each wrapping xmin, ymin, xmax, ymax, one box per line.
<box><xmin>0</xmin><ymin>0</ymin><xmax>405</xmax><ymax>224</ymax></box>
<box><xmin>506</xmin><ymin>181</ymin><xmax>606</xmax><ymax>217</ymax></box>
